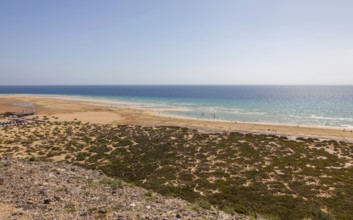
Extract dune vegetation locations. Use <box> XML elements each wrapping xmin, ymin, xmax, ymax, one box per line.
<box><xmin>1</xmin><ymin>120</ymin><xmax>353</xmax><ymax>219</ymax></box>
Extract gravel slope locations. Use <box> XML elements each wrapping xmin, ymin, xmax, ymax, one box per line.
<box><xmin>0</xmin><ymin>158</ymin><xmax>246</xmax><ymax>220</ymax></box>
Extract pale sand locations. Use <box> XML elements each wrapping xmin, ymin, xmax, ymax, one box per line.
<box><xmin>0</xmin><ymin>203</ymin><xmax>16</xmax><ymax>219</ymax></box>
<box><xmin>1</xmin><ymin>94</ymin><xmax>353</xmax><ymax>142</ymax></box>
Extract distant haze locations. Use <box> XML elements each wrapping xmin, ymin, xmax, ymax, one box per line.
<box><xmin>1</xmin><ymin>0</ymin><xmax>353</xmax><ymax>85</ymax></box>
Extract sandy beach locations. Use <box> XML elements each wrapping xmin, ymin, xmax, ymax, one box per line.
<box><xmin>1</xmin><ymin>94</ymin><xmax>353</xmax><ymax>142</ymax></box>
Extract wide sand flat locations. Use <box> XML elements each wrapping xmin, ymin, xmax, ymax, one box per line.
<box><xmin>1</xmin><ymin>94</ymin><xmax>353</xmax><ymax>142</ymax></box>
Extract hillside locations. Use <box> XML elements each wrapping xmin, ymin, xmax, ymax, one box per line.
<box><xmin>0</xmin><ymin>157</ymin><xmax>241</xmax><ymax>220</ymax></box>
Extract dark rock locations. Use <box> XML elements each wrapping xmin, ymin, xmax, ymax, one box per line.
<box><xmin>11</xmin><ymin>210</ymin><xmax>24</xmax><ymax>216</ymax></box>
<box><xmin>39</xmin><ymin>190</ymin><xmax>46</xmax><ymax>196</ymax></box>
<box><xmin>43</xmin><ymin>198</ymin><xmax>51</xmax><ymax>204</ymax></box>
<box><xmin>175</xmin><ymin>213</ymin><xmax>182</xmax><ymax>218</ymax></box>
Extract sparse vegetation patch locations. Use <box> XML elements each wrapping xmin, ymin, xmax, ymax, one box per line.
<box><xmin>1</xmin><ymin>121</ymin><xmax>353</xmax><ymax>219</ymax></box>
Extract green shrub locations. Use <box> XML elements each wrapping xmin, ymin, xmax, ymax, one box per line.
<box><xmin>195</xmin><ymin>199</ymin><xmax>212</xmax><ymax>210</ymax></box>
<box><xmin>99</xmin><ymin>177</ymin><xmax>122</xmax><ymax>187</ymax></box>
<box><xmin>311</xmin><ymin>207</ymin><xmax>335</xmax><ymax>220</ymax></box>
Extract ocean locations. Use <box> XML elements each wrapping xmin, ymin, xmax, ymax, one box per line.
<box><xmin>1</xmin><ymin>85</ymin><xmax>353</xmax><ymax>128</ymax></box>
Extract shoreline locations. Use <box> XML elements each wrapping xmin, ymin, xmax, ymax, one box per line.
<box><xmin>1</xmin><ymin>93</ymin><xmax>350</xmax><ymax>130</ymax></box>
<box><xmin>1</xmin><ymin>94</ymin><xmax>353</xmax><ymax>142</ymax></box>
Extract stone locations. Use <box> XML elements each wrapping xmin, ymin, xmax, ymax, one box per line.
<box><xmin>39</xmin><ymin>190</ymin><xmax>46</xmax><ymax>196</ymax></box>
<box><xmin>11</xmin><ymin>209</ymin><xmax>24</xmax><ymax>216</ymax></box>
<box><xmin>98</xmin><ymin>208</ymin><xmax>107</xmax><ymax>214</ymax></box>
<box><xmin>43</xmin><ymin>198</ymin><xmax>51</xmax><ymax>204</ymax></box>
<box><xmin>79</xmin><ymin>211</ymin><xmax>88</xmax><ymax>216</ymax></box>
<box><xmin>39</xmin><ymin>204</ymin><xmax>48</xmax><ymax>209</ymax></box>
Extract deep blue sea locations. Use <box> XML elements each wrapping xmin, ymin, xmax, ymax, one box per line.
<box><xmin>1</xmin><ymin>85</ymin><xmax>353</xmax><ymax>128</ymax></box>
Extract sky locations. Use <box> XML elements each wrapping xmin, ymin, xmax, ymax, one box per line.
<box><xmin>0</xmin><ymin>0</ymin><xmax>353</xmax><ymax>85</ymax></box>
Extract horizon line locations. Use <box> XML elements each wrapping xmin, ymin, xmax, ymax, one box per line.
<box><xmin>1</xmin><ymin>84</ymin><xmax>353</xmax><ymax>87</ymax></box>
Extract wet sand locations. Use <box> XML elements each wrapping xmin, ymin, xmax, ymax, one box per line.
<box><xmin>1</xmin><ymin>94</ymin><xmax>353</xmax><ymax>142</ymax></box>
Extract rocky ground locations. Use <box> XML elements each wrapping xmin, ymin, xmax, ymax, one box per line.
<box><xmin>0</xmin><ymin>158</ymin><xmax>246</xmax><ymax>220</ymax></box>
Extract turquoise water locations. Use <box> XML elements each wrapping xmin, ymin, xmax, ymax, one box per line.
<box><xmin>99</xmin><ymin>95</ymin><xmax>353</xmax><ymax>128</ymax></box>
<box><xmin>1</xmin><ymin>85</ymin><xmax>353</xmax><ymax>128</ymax></box>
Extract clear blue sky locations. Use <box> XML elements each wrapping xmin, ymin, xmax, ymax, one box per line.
<box><xmin>1</xmin><ymin>0</ymin><xmax>352</xmax><ymax>85</ymax></box>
